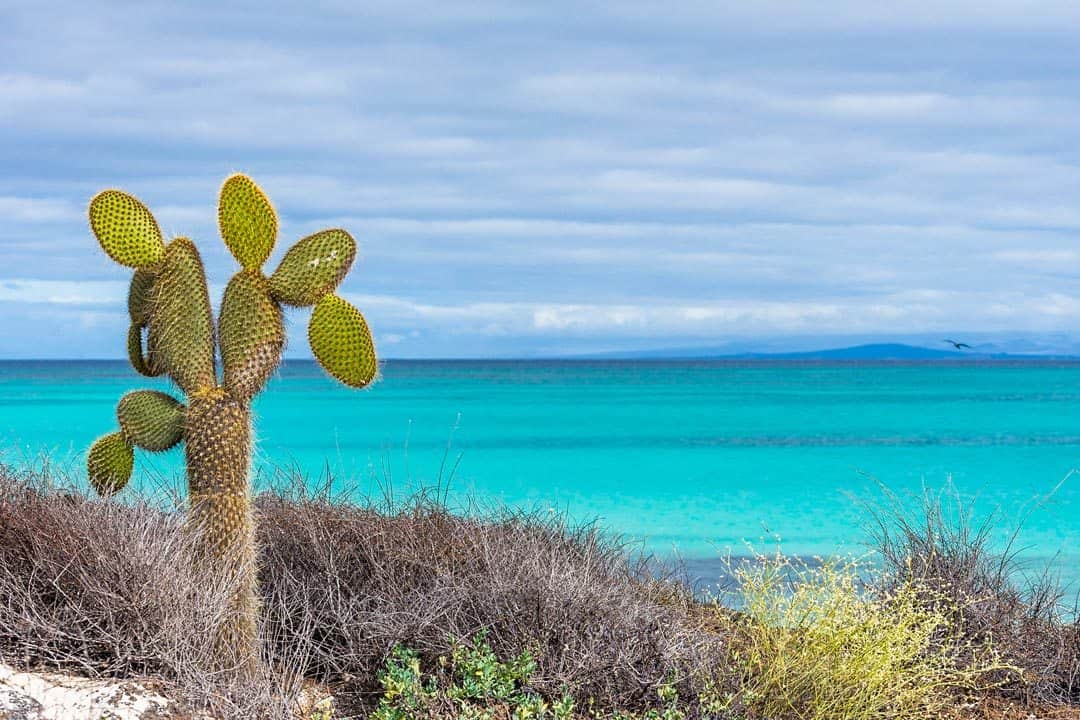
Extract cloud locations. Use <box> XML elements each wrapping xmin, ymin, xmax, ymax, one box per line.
<box><xmin>3</xmin><ymin>2</ymin><xmax>1080</xmax><ymax>357</ymax></box>
<box><xmin>992</xmin><ymin>250</ymin><xmax>1080</xmax><ymax>264</ymax></box>
<box><xmin>337</xmin><ymin>289</ymin><xmax>1080</xmax><ymax>346</ymax></box>
<box><xmin>0</xmin><ymin>197</ymin><xmax>82</xmax><ymax>223</ymax></box>
<box><xmin>817</xmin><ymin>92</ymin><xmax>945</xmax><ymax>118</ymax></box>
<box><xmin>586</xmin><ymin>2</ymin><xmax>1080</xmax><ymax>32</ymax></box>
<box><xmin>0</xmin><ymin>279</ymin><xmax>126</xmax><ymax>305</ymax></box>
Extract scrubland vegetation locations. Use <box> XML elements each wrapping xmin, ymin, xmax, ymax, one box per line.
<box><xmin>0</xmin><ymin>464</ymin><xmax>1075</xmax><ymax>719</ymax></box>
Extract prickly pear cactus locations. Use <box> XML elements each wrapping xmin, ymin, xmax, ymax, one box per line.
<box><xmin>85</xmin><ymin>175</ymin><xmax>378</xmax><ymax>676</ymax></box>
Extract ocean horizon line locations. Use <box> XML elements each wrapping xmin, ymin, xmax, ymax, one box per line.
<box><xmin>4</xmin><ymin>339</ymin><xmax>1080</xmax><ymax>363</ymax></box>
<box><xmin>5</xmin><ymin>355</ymin><xmax>1080</xmax><ymax>363</ymax></box>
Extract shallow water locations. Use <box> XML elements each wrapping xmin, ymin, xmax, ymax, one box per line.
<box><xmin>1</xmin><ymin>359</ymin><xmax>1076</xmax><ymax>589</ymax></box>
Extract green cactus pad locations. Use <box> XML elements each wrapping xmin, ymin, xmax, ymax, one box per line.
<box><xmin>308</xmin><ymin>294</ymin><xmax>378</xmax><ymax>388</ymax></box>
<box><xmin>219</xmin><ymin>174</ymin><xmax>277</xmax><ymax>270</ymax></box>
<box><xmin>268</xmin><ymin>229</ymin><xmax>356</xmax><ymax>306</ymax></box>
<box><xmin>117</xmin><ymin>390</ymin><xmax>185</xmax><ymax>452</ymax></box>
<box><xmin>89</xmin><ymin>190</ymin><xmax>166</xmax><ymax>268</ymax></box>
<box><xmin>147</xmin><ymin>238</ymin><xmax>216</xmax><ymax>393</ymax></box>
<box><xmin>87</xmin><ymin>432</ymin><xmax>134</xmax><ymax>496</ymax></box>
<box><xmin>219</xmin><ymin>270</ymin><xmax>285</xmax><ymax>401</ymax></box>
<box><xmin>128</xmin><ymin>269</ymin><xmax>156</xmax><ymax>325</ymax></box>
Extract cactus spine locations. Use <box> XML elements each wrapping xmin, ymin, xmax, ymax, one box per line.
<box><xmin>85</xmin><ymin>175</ymin><xmax>378</xmax><ymax>676</ymax></box>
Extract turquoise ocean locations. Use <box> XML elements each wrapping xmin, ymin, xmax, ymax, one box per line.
<box><xmin>1</xmin><ymin>359</ymin><xmax>1077</xmax><ymax>588</ymax></box>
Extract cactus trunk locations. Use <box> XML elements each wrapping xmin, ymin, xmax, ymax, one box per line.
<box><xmin>184</xmin><ymin>388</ymin><xmax>259</xmax><ymax>676</ymax></box>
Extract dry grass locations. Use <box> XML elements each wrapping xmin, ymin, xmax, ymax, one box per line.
<box><xmin>0</xmin><ymin>464</ymin><xmax>728</xmax><ymax>718</ymax></box>
<box><xmin>255</xmin><ymin>477</ymin><xmax>730</xmax><ymax>716</ymax></box>
<box><xmin>0</xmin><ymin>463</ymin><xmax>305</xmax><ymax>718</ymax></box>
<box><xmin>0</xmin><ymin>461</ymin><xmax>1075</xmax><ymax>719</ymax></box>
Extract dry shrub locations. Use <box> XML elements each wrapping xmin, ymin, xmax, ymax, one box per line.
<box><xmin>1</xmin><ymin>460</ymin><xmax>1076</xmax><ymax>719</ymax></box>
<box><xmin>0</xmin><ymin>464</ymin><xmax>329</xmax><ymax>718</ymax></box>
<box><xmin>863</xmin><ymin>483</ymin><xmax>1080</xmax><ymax>705</ymax></box>
<box><xmin>0</xmin><ymin>465</ymin><xmax>187</xmax><ymax>676</ymax></box>
<box><xmin>255</xmin><ymin>479</ymin><xmax>729</xmax><ymax>716</ymax></box>
<box><xmin>0</xmin><ymin>464</ymin><xmax>729</xmax><ymax>718</ymax></box>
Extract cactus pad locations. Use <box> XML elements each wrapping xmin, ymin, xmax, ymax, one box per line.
<box><xmin>147</xmin><ymin>238</ymin><xmax>216</xmax><ymax>393</ymax></box>
<box><xmin>219</xmin><ymin>271</ymin><xmax>285</xmax><ymax>401</ymax></box>
<box><xmin>89</xmin><ymin>190</ymin><xmax>166</xmax><ymax>268</ymax></box>
<box><xmin>117</xmin><ymin>390</ymin><xmax>185</xmax><ymax>451</ymax></box>
<box><xmin>269</xmin><ymin>229</ymin><xmax>356</xmax><ymax>306</ymax></box>
<box><xmin>87</xmin><ymin>432</ymin><xmax>134</xmax><ymax>496</ymax></box>
<box><xmin>308</xmin><ymin>294</ymin><xmax>377</xmax><ymax>388</ymax></box>
<box><xmin>128</xmin><ymin>269</ymin><xmax>156</xmax><ymax>325</ymax></box>
<box><xmin>219</xmin><ymin>174</ymin><xmax>277</xmax><ymax>270</ymax></box>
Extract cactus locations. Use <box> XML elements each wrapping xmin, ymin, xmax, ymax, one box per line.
<box><xmin>85</xmin><ymin>174</ymin><xmax>378</xmax><ymax>676</ymax></box>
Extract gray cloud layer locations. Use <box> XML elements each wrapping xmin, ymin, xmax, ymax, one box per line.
<box><xmin>2</xmin><ymin>1</ymin><xmax>1079</xmax><ymax>357</ymax></box>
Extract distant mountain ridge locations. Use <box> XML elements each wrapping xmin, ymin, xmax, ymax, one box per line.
<box><xmin>727</xmin><ymin>343</ymin><xmax>999</xmax><ymax>360</ymax></box>
<box><xmin>574</xmin><ymin>343</ymin><xmax>1080</xmax><ymax>361</ymax></box>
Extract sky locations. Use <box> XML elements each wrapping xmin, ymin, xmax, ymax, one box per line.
<box><xmin>3</xmin><ymin>2</ymin><xmax>1080</xmax><ymax>358</ymax></box>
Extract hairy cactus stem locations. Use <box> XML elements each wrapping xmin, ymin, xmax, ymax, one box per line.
<box><xmin>184</xmin><ymin>385</ymin><xmax>259</xmax><ymax>676</ymax></box>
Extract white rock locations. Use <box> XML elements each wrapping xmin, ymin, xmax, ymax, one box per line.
<box><xmin>0</xmin><ymin>663</ymin><xmax>181</xmax><ymax>720</ymax></box>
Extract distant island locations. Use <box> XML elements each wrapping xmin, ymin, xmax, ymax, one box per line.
<box><xmin>573</xmin><ymin>343</ymin><xmax>1080</xmax><ymax>361</ymax></box>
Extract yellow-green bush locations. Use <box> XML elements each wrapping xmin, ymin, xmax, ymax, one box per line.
<box><xmin>724</xmin><ymin>553</ymin><xmax>1016</xmax><ymax>720</ymax></box>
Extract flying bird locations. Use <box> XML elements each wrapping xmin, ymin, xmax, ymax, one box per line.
<box><xmin>943</xmin><ymin>339</ymin><xmax>971</xmax><ymax>350</ymax></box>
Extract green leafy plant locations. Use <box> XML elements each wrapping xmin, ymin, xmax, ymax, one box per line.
<box><xmin>373</xmin><ymin>632</ymin><xmax>574</xmax><ymax>720</ymax></box>
<box><xmin>371</xmin><ymin>633</ymin><xmax>698</xmax><ymax>720</ymax></box>
<box><xmin>85</xmin><ymin>174</ymin><xmax>378</xmax><ymax>676</ymax></box>
<box><xmin>447</xmin><ymin>631</ymin><xmax>538</xmax><ymax>703</ymax></box>
<box><xmin>373</xmin><ymin>646</ymin><xmax>438</xmax><ymax>720</ymax></box>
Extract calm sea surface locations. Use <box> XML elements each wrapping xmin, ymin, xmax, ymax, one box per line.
<box><xmin>1</xmin><ymin>360</ymin><xmax>1077</xmax><ymax>587</ymax></box>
